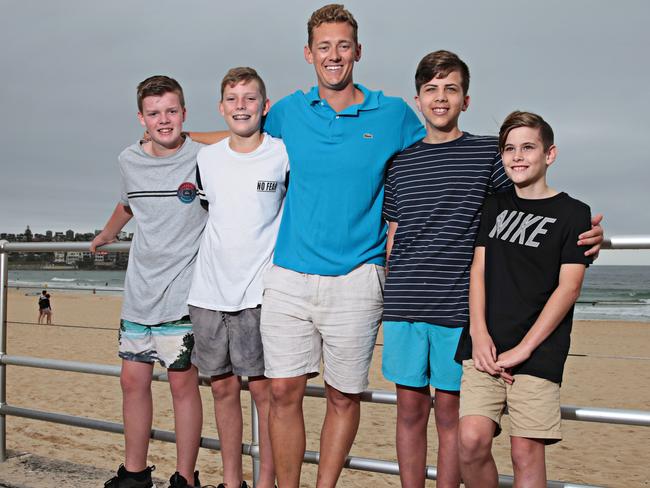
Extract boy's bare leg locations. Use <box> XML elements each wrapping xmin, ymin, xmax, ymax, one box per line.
<box><xmin>510</xmin><ymin>437</ymin><xmax>546</xmax><ymax>488</ymax></box>
<box><xmin>316</xmin><ymin>383</ymin><xmax>361</xmax><ymax>488</ymax></box>
<box><xmin>248</xmin><ymin>376</ymin><xmax>276</xmax><ymax>488</ymax></box>
<box><xmin>211</xmin><ymin>373</ymin><xmax>244</xmax><ymax>487</ymax></box>
<box><xmin>168</xmin><ymin>365</ymin><xmax>202</xmax><ymax>483</ymax></box>
<box><xmin>37</xmin><ymin>311</ymin><xmax>42</xmax><ymax>324</ymax></box>
<box><xmin>458</xmin><ymin>415</ymin><xmax>498</xmax><ymax>488</ymax></box>
<box><xmin>395</xmin><ymin>385</ymin><xmax>431</xmax><ymax>488</ymax></box>
<box><xmin>121</xmin><ymin>360</ymin><xmax>154</xmax><ymax>472</ymax></box>
<box><xmin>46</xmin><ymin>311</ymin><xmax>52</xmax><ymax>325</ymax></box>
<box><xmin>433</xmin><ymin>389</ymin><xmax>461</xmax><ymax>488</ymax></box>
<box><xmin>269</xmin><ymin>375</ymin><xmax>308</xmax><ymax>488</ymax></box>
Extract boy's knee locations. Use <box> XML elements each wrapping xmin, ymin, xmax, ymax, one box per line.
<box><xmin>458</xmin><ymin>424</ymin><xmax>492</xmax><ymax>463</ymax></box>
<box><xmin>397</xmin><ymin>403</ymin><xmax>429</xmax><ymax>429</ymax></box>
<box><xmin>434</xmin><ymin>402</ymin><xmax>460</xmax><ymax>431</ymax></box>
<box><xmin>510</xmin><ymin>437</ymin><xmax>544</xmax><ymax>470</ymax></box>
<box><xmin>210</xmin><ymin>374</ymin><xmax>240</xmax><ymax>399</ymax></box>
<box><xmin>120</xmin><ymin>364</ymin><xmax>152</xmax><ymax>394</ymax></box>
<box><xmin>248</xmin><ymin>378</ymin><xmax>271</xmax><ymax>405</ymax></box>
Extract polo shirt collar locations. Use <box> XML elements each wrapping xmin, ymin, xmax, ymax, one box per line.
<box><xmin>306</xmin><ymin>84</ymin><xmax>379</xmax><ymax>114</ymax></box>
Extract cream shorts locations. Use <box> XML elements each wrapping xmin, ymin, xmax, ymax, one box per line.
<box><xmin>260</xmin><ymin>264</ymin><xmax>385</xmax><ymax>394</ymax></box>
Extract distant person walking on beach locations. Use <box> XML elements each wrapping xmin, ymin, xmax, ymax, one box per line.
<box><xmin>37</xmin><ymin>290</ymin><xmax>52</xmax><ymax>325</ymax></box>
<box><xmin>91</xmin><ymin>75</ymin><xmax>207</xmax><ymax>488</ymax></box>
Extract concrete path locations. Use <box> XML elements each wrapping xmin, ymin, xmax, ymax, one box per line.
<box><xmin>0</xmin><ymin>451</ymin><xmax>166</xmax><ymax>488</ymax></box>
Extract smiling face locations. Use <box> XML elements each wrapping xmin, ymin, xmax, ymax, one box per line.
<box><xmin>502</xmin><ymin>126</ymin><xmax>556</xmax><ymax>191</ymax></box>
<box><xmin>137</xmin><ymin>91</ymin><xmax>186</xmax><ymax>156</ymax></box>
<box><xmin>415</xmin><ymin>70</ymin><xmax>469</xmax><ymax>139</ymax></box>
<box><xmin>219</xmin><ymin>79</ymin><xmax>269</xmax><ymax>138</ymax></box>
<box><xmin>304</xmin><ymin>21</ymin><xmax>361</xmax><ymax>93</ymax></box>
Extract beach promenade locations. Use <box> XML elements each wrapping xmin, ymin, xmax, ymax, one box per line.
<box><xmin>1</xmin><ymin>289</ymin><xmax>649</xmax><ymax>487</ymax></box>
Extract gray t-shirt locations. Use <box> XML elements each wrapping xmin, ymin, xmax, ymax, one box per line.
<box><xmin>119</xmin><ymin>137</ymin><xmax>206</xmax><ymax>324</ymax></box>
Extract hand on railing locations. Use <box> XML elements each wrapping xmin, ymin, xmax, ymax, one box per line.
<box><xmin>90</xmin><ymin>232</ymin><xmax>116</xmax><ymax>252</ymax></box>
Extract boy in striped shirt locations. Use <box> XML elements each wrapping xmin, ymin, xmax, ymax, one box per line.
<box><xmin>381</xmin><ymin>51</ymin><xmax>603</xmax><ymax>487</ymax></box>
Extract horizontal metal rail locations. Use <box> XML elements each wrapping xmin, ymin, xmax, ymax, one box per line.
<box><xmin>0</xmin><ymin>242</ymin><xmax>131</xmax><ymax>253</ymax></box>
<box><xmin>2</xmin><ymin>236</ymin><xmax>650</xmax><ymax>253</ymax></box>
<box><xmin>0</xmin><ymin>403</ymin><xmax>601</xmax><ymax>488</ymax></box>
<box><xmin>3</xmin><ymin>354</ymin><xmax>649</xmax><ymax>428</ymax></box>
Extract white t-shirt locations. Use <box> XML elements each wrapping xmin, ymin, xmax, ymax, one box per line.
<box><xmin>188</xmin><ymin>134</ymin><xmax>289</xmax><ymax>311</ymax></box>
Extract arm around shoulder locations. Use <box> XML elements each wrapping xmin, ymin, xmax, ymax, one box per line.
<box><xmin>187</xmin><ymin>131</ymin><xmax>229</xmax><ymax>146</ymax></box>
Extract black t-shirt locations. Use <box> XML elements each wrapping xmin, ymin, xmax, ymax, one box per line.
<box><xmin>456</xmin><ymin>188</ymin><xmax>592</xmax><ymax>383</ymax></box>
<box><xmin>38</xmin><ymin>295</ymin><xmax>50</xmax><ymax>309</ymax></box>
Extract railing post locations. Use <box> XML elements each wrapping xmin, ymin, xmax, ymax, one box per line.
<box><xmin>250</xmin><ymin>393</ymin><xmax>260</xmax><ymax>487</ymax></box>
<box><xmin>0</xmin><ymin>241</ymin><xmax>9</xmax><ymax>462</ymax></box>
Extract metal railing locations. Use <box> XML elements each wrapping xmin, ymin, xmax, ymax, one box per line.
<box><xmin>1</xmin><ymin>238</ymin><xmax>650</xmax><ymax>488</ymax></box>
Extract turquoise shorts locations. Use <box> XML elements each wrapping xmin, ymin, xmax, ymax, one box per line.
<box><xmin>118</xmin><ymin>316</ymin><xmax>194</xmax><ymax>370</ymax></box>
<box><xmin>382</xmin><ymin>321</ymin><xmax>463</xmax><ymax>391</ymax></box>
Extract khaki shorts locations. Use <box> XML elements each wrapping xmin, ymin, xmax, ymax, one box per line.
<box><xmin>260</xmin><ymin>264</ymin><xmax>385</xmax><ymax>394</ymax></box>
<box><xmin>460</xmin><ymin>360</ymin><xmax>562</xmax><ymax>443</ymax></box>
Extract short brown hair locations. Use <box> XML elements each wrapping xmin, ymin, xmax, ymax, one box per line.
<box><xmin>220</xmin><ymin>67</ymin><xmax>267</xmax><ymax>102</ymax></box>
<box><xmin>307</xmin><ymin>4</ymin><xmax>358</xmax><ymax>47</ymax></box>
<box><xmin>415</xmin><ymin>50</ymin><xmax>470</xmax><ymax>95</ymax></box>
<box><xmin>499</xmin><ymin>111</ymin><xmax>555</xmax><ymax>153</ymax></box>
<box><xmin>136</xmin><ymin>75</ymin><xmax>185</xmax><ymax>112</ymax></box>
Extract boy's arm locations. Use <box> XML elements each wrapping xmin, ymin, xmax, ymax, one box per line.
<box><xmin>468</xmin><ymin>247</ymin><xmax>503</xmax><ymax>377</ymax></box>
<box><xmin>496</xmin><ymin>263</ymin><xmax>586</xmax><ymax>370</ymax></box>
<box><xmin>90</xmin><ymin>203</ymin><xmax>133</xmax><ymax>252</ymax></box>
<box><xmin>386</xmin><ymin>221</ymin><xmax>398</xmax><ymax>274</ymax></box>
<box><xmin>579</xmin><ymin>213</ymin><xmax>604</xmax><ymax>258</ymax></box>
<box><xmin>186</xmin><ymin>130</ymin><xmax>229</xmax><ymax>145</ymax></box>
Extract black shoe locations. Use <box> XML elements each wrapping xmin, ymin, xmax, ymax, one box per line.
<box><xmin>215</xmin><ymin>482</ymin><xmax>249</xmax><ymax>488</ymax></box>
<box><xmin>169</xmin><ymin>471</ymin><xmax>204</xmax><ymax>488</ymax></box>
<box><xmin>104</xmin><ymin>464</ymin><xmax>156</xmax><ymax>488</ymax></box>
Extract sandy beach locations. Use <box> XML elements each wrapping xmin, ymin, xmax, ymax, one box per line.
<box><xmin>1</xmin><ymin>289</ymin><xmax>649</xmax><ymax>487</ymax></box>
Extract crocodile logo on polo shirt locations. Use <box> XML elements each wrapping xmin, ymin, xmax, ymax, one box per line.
<box><xmin>363</xmin><ymin>133</ymin><xmax>374</xmax><ymax>139</ymax></box>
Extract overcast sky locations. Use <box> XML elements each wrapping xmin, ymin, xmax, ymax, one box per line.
<box><xmin>1</xmin><ymin>1</ymin><xmax>649</xmax><ymax>264</ymax></box>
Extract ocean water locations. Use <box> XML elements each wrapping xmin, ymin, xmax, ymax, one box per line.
<box><xmin>575</xmin><ymin>265</ymin><xmax>650</xmax><ymax>322</ymax></box>
<box><xmin>7</xmin><ymin>266</ymin><xmax>650</xmax><ymax>322</ymax></box>
<box><xmin>8</xmin><ymin>269</ymin><xmax>126</xmax><ymax>293</ymax></box>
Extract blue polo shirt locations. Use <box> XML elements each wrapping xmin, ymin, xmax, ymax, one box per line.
<box><xmin>265</xmin><ymin>84</ymin><xmax>424</xmax><ymax>276</ymax></box>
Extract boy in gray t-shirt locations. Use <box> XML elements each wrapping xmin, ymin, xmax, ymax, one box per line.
<box><xmin>91</xmin><ymin>75</ymin><xmax>207</xmax><ymax>488</ymax></box>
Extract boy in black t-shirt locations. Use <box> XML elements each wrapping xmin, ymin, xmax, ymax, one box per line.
<box><xmin>456</xmin><ymin>111</ymin><xmax>592</xmax><ymax>488</ymax></box>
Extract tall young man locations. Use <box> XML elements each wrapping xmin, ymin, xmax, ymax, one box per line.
<box><xmin>258</xmin><ymin>5</ymin><xmax>423</xmax><ymax>488</ymax></box>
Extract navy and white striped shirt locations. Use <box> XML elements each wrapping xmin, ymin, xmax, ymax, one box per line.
<box><xmin>383</xmin><ymin>133</ymin><xmax>511</xmax><ymax>327</ymax></box>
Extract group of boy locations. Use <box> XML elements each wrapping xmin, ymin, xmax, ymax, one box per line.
<box><xmin>91</xmin><ymin>3</ymin><xmax>603</xmax><ymax>488</ymax></box>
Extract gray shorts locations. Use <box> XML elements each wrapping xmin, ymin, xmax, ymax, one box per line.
<box><xmin>188</xmin><ymin>305</ymin><xmax>265</xmax><ymax>377</ymax></box>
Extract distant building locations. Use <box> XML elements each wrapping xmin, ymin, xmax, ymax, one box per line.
<box><xmin>66</xmin><ymin>251</ymin><xmax>83</xmax><ymax>265</ymax></box>
<box><xmin>54</xmin><ymin>252</ymin><xmax>66</xmax><ymax>263</ymax></box>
